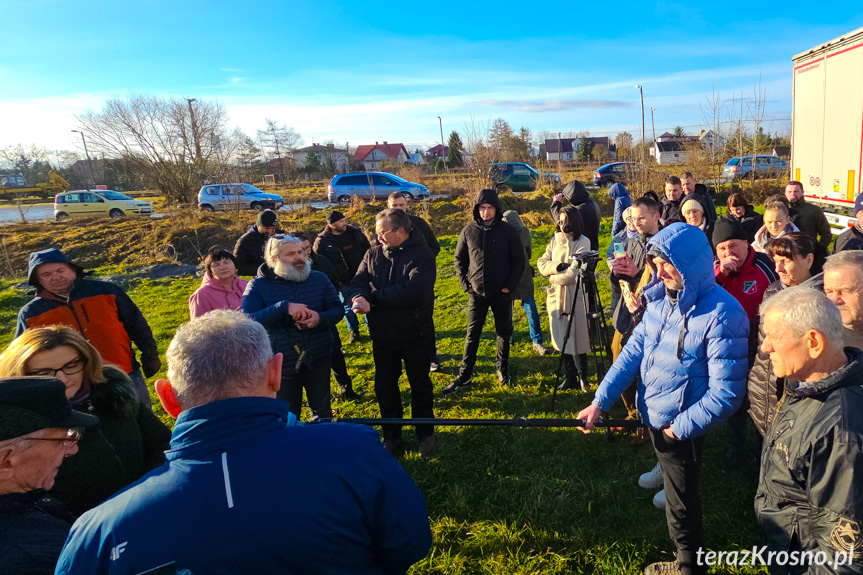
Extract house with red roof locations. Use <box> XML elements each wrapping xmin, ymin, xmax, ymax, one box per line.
<box><xmin>353</xmin><ymin>142</ymin><xmax>409</xmax><ymax>171</ymax></box>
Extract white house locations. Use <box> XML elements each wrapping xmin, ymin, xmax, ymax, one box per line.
<box><xmin>353</xmin><ymin>142</ymin><xmax>409</xmax><ymax>171</ymax></box>
<box><xmin>652</xmin><ymin>141</ymin><xmax>693</xmax><ymax>164</ymax></box>
<box><xmin>292</xmin><ymin>143</ymin><xmax>348</xmax><ymax>171</ymax></box>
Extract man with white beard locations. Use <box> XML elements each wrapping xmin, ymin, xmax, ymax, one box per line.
<box><xmin>242</xmin><ymin>235</ymin><xmax>344</xmax><ymax>421</ymax></box>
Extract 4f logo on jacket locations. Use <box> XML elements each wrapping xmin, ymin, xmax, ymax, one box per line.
<box><xmin>111</xmin><ymin>541</ymin><xmax>128</xmax><ymax>561</ymax></box>
<box><xmin>743</xmin><ymin>281</ymin><xmax>758</xmax><ymax>294</ymax></box>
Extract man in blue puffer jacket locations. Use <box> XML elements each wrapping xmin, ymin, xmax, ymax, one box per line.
<box><xmin>578</xmin><ymin>223</ymin><xmax>749</xmax><ymax>575</ymax></box>
<box><xmin>242</xmin><ymin>234</ymin><xmax>343</xmax><ymax>421</ymax></box>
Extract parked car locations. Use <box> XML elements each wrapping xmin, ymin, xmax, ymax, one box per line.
<box><xmin>327</xmin><ymin>172</ymin><xmax>429</xmax><ymax>205</ymax></box>
<box><xmin>593</xmin><ymin>162</ymin><xmax>640</xmax><ymax>186</ymax></box>
<box><xmin>722</xmin><ymin>155</ymin><xmax>788</xmax><ymax>180</ymax></box>
<box><xmin>54</xmin><ymin>190</ymin><xmax>153</xmax><ymax>221</ymax></box>
<box><xmin>197</xmin><ymin>183</ymin><xmax>283</xmax><ymax>211</ymax></box>
<box><xmin>488</xmin><ymin>162</ymin><xmax>561</xmax><ymax>193</ymax></box>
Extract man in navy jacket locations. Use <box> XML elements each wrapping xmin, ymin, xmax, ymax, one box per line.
<box><xmin>55</xmin><ymin>310</ymin><xmax>432</xmax><ymax>575</ymax></box>
<box><xmin>242</xmin><ymin>234</ymin><xmax>343</xmax><ymax>421</ymax></box>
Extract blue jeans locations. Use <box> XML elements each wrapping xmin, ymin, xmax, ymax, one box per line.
<box><xmin>521</xmin><ymin>297</ymin><xmax>544</xmax><ymax>344</ymax></box>
<box><xmin>339</xmin><ymin>285</ymin><xmax>360</xmax><ymax>332</ymax></box>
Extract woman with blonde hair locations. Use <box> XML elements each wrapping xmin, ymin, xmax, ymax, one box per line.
<box><xmin>753</xmin><ymin>199</ymin><xmax>799</xmax><ymax>253</ymax></box>
<box><xmin>0</xmin><ymin>326</ymin><xmax>170</xmax><ymax>516</ymax></box>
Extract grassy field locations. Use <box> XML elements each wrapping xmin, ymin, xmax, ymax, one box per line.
<box><xmin>0</xmin><ymin>204</ymin><xmax>769</xmax><ymax>574</ymax></box>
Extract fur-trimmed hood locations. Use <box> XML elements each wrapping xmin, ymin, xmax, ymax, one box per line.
<box><xmin>76</xmin><ymin>366</ymin><xmax>140</xmax><ymax>420</ymax></box>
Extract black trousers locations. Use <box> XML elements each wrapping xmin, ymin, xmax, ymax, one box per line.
<box><xmin>277</xmin><ymin>353</ymin><xmax>332</xmax><ymax>421</ymax></box>
<box><xmin>373</xmin><ymin>336</ymin><xmax>435</xmax><ymax>440</ymax></box>
<box><xmin>650</xmin><ymin>429</ymin><xmax>706</xmax><ymax>575</ymax></box>
<box><xmin>329</xmin><ymin>325</ymin><xmax>352</xmax><ymax>389</ymax></box>
<box><xmin>459</xmin><ymin>291</ymin><xmax>513</xmax><ymax>378</ymax></box>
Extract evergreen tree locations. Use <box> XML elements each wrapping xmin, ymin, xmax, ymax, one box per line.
<box><xmin>446</xmin><ymin>131</ymin><xmax>464</xmax><ymax>167</ymax></box>
<box><xmin>576</xmin><ymin>135</ymin><xmax>593</xmax><ymax>162</ymax></box>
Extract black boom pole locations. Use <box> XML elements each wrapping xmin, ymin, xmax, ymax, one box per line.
<box><xmin>327</xmin><ymin>417</ymin><xmax>644</xmax><ymax>429</ymax></box>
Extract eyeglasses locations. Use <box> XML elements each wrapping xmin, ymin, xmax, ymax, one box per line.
<box><xmin>27</xmin><ymin>358</ymin><xmax>86</xmax><ymax>378</ymax></box>
<box><xmin>28</xmin><ymin>428</ymin><xmax>83</xmax><ymax>446</ymax></box>
<box><xmin>376</xmin><ymin>227</ymin><xmax>399</xmax><ymax>238</ymax></box>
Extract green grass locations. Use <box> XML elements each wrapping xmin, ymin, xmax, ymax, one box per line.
<box><xmin>0</xmin><ymin>220</ymin><xmax>767</xmax><ymax>574</ymax></box>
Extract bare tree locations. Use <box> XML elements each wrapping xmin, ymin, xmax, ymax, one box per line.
<box><xmin>76</xmin><ymin>96</ymin><xmax>231</xmax><ymax>203</ymax></box>
<box><xmin>256</xmin><ymin>119</ymin><xmax>303</xmax><ymax>182</ymax></box>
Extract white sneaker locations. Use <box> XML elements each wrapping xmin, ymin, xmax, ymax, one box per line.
<box><xmin>652</xmin><ymin>489</ymin><xmax>666</xmax><ymax>509</ymax></box>
<box><xmin>638</xmin><ymin>462</ymin><xmax>664</xmax><ymax>489</ymax></box>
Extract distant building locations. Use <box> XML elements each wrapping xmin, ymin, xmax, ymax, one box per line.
<box><xmin>698</xmin><ymin>130</ymin><xmax>725</xmax><ymax>152</ymax></box>
<box><xmin>427</xmin><ymin>144</ymin><xmax>449</xmax><ymax>159</ymax></box>
<box><xmin>545</xmin><ymin>137</ymin><xmax>616</xmax><ymax>161</ymax></box>
<box><xmin>292</xmin><ymin>143</ymin><xmax>348</xmax><ymax>171</ymax></box>
<box><xmin>772</xmin><ymin>145</ymin><xmax>791</xmax><ymax>158</ymax></box>
<box><xmin>652</xmin><ymin>141</ymin><xmax>697</xmax><ymax>164</ymax></box>
<box><xmin>407</xmin><ymin>153</ymin><xmax>426</xmax><ymax>165</ymax></box>
<box><xmin>353</xmin><ymin>142</ymin><xmax>409</xmax><ymax>171</ymax></box>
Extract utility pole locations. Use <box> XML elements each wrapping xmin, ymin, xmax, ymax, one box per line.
<box><xmin>650</xmin><ymin>107</ymin><xmax>657</xmax><ymax>162</ymax></box>
<box><xmin>558</xmin><ymin>132</ymin><xmax>562</xmax><ymax>173</ymax></box>
<box><xmin>438</xmin><ymin>116</ymin><xmax>448</xmax><ymax>173</ymax></box>
<box><xmin>71</xmin><ymin>130</ymin><xmax>96</xmax><ymax>190</ymax></box>
<box><xmin>186</xmin><ymin>98</ymin><xmax>202</xmax><ymax>164</ymax></box>
<box><xmin>635</xmin><ymin>85</ymin><xmax>645</xmax><ymax>192</ymax></box>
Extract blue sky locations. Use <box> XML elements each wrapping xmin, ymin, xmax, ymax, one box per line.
<box><xmin>1</xmin><ymin>0</ymin><xmax>861</xmax><ymax>157</ymax></box>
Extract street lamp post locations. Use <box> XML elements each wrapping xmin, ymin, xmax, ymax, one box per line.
<box><xmin>650</xmin><ymin>107</ymin><xmax>657</xmax><ymax>144</ymax></box>
<box><xmin>437</xmin><ymin>116</ymin><xmax>448</xmax><ymax>173</ymax></box>
<box><xmin>635</xmin><ymin>85</ymin><xmax>645</xmax><ymax>192</ymax></box>
<box><xmin>71</xmin><ymin>130</ymin><xmax>96</xmax><ymax>191</ymax></box>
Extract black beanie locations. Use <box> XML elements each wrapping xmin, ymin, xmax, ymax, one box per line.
<box><xmin>256</xmin><ymin>209</ymin><xmax>279</xmax><ymax>227</ymax></box>
<box><xmin>326</xmin><ymin>211</ymin><xmax>345</xmax><ymax>225</ymax></box>
<box><xmin>712</xmin><ymin>217</ymin><xmax>748</xmax><ymax>247</ymax></box>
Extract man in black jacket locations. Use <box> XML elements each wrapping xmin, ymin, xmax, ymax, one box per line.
<box><xmin>755</xmin><ymin>286</ymin><xmax>863</xmax><ymax>573</ymax></box>
<box><xmin>446</xmin><ymin>188</ymin><xmax>525</xmax><ymax>392</ymax></box>
<box><xmin>296</xmin><ymin>232</ymin><xmax>360</xmax><ymax>401</ymax></box>
<box><xmin>233</xmin><ymin>210</ymin><xmax>283</xmax><ymax>276</ymax></box>
<box><xmin>0</xmin><ymin>377</ymin><xmax>98</xmax><ymax>575</ymax></box>
<box><xmin>785</xmin><ymin>181</ymin><xmax>832</xmax><ymax>247</ymax></box>
<box><xmin>832</xmin><ymin>193</ymin><xmax>863</xmax><ymax>253</ymax></box>
<box><xmin>660</xmin><ymin>176</ymin><xmax>684</xmax><ymax>226</ymax></box>
<box><xmin>387</xmin><ymin>192</ymin><xmax>443</xmax><ymax>371</ymax></box>
<box><xmin>350</xmin><ymin>209</ymin><xmax>437</xmax><ymax>457</ymax></box>
<box><xmin>680</xmin><ymin>172</ymin><xmax>717</xmax><ymax>223</ymax></box>
<box><xmin>314</xmin><ymin>211</ymin><xmax>371</xmax><ymax>342</ymax></box>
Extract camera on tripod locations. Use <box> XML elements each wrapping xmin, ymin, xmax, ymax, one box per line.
<box><xmin>568</xmin><ymin>250</ymin><xmax>601</xmax><ymax>263</ymax></box>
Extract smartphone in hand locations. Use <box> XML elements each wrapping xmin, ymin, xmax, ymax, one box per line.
<box><xmin>613</xmin><ymin>242</ymin><xmax>625</xmax><ymax>257</ymax></box>
<box><xmin>619</xmin><ymin>280</ymin><xmax>634</xmax><ymax>305</ymax></box>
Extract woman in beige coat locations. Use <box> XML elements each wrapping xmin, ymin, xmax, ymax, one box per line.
<box><xmin>538</xmin><ymin>206</ymin><xmax>591</xmax><ymax>391</ymax></box>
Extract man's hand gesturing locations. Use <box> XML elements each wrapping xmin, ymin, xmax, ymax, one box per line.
<box><xmin>575</xmin><ymin>404</ymin><xmax>602</xmax><ymax>434</ymax></box>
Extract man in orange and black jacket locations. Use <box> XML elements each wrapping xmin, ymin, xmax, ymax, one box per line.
<box><xmin>16</xmin><ymin>248</ymin><xmax>160</xmax><ymax>408</ymax></box>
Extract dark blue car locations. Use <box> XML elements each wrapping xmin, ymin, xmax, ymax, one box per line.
<box><xmin>593</xmin><ymin>162</ymin><xmax>639</xmax><ymax>186</ymax></box>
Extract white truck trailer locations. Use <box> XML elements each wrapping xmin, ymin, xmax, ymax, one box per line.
<box><xmin>791</xmin><ymin>26</ymin><xmax>863</xmax><ymax>233</ymax></box>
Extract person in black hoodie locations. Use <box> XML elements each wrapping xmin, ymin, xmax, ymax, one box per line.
<box><xmin>551</xmin><ymin>180</ymin><xmax>601</xmax><ymax>250</ymax></box>
<box><xmin>725</xmin><ymin>193</ymin><xmax>763</xmax><ymax>244</ymax></box>
<box><xmin>446</xmin><ymin>189</ymin><xmax>525</xmax><ymax>392</ymax></box>
<box><xmin>350</xmin><ymin>209</ymin><xmax>437</xmax><ymax>457</ymax></box>
<box><xmin>233</xmin><ymin>210</ymin><xmax>284</xmax><ymax>276</ymax></box>
<box><xmin>660</xmin><ymin>175</ymin><xmax>684</xmax><ymax>226</ymax></box>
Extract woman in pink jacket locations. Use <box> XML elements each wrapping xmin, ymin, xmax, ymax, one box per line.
<box><xmin>188</xmin><ymin>250</ymin><xmax>249</xmax><ymax>318</ymax></box>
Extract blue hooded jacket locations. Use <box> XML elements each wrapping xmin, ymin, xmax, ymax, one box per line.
<box><xmin>55</xmin><ymin>397</ymin><xmax>432</xmax><ymax>575</ymax></box>
<box><xmin>592</xmin><ymin>223</ymin><xmax>749</xmax><ymax>439</ymax></box>
<box><xmin>608</xmin><ymin>183</ymin><xmax>632</xmax><ymax>237</ymax></box>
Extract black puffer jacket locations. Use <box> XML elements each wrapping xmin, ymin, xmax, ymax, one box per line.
<box><xmin>51</xmin><ymin>367</ymin><xmax>171</xmax><ymax>517</ymax></box>
<box><xmin>660</xmin><ymin>197</ymin><xmax>682</xmax><ymax>226</ymax></box>
<box><xmin>746</xmin><ymin>280</ymin><xmax>787</xmax><ymax>436</ymax></box>
<box><xmin>832</xmin><ymin>224</ymin><xmax>863</xmax><ymax>253</ymax></box>
<box><xmin>551</xmin><ymin>181</ymin><xmax>601</xmax><ymax>250</ymax></box>
<box><xmin>755</xmin><ymin>347</ymin><xmax>863</xmax><ymax>573</ymax></box>
<box><xmin>693</xmin><ymin>183</ymin><xmax>718</xmax><ymax>223</ymax></box>
<box><xmin>454</xmin><ymin>189</ymin><xmax>525</xmax><ymax>297</ymax></box>
<box><xmin>234</xmin><ymin>225</ymin><xmax>285</xmax><ymax>277</ymax></box>
<box><xmin>725</xmin><ymin>206</ymin><xmax>763</xmax><ymax>244</ymax></box>
<box><xmin>313</xmin><ymin>225</ymin><xmax>371</xmax><ymax>287</ymax></box>
<box><xmin>349</xmin><ymin>230</ymin><xmax>436</xmax><ymax>347</ymax></box>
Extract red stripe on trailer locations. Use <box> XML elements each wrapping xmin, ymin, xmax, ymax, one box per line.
<box><xmin>826</xmin><ymin>42</ymin><xmax>863</xmax><ymax>59</ymax></box>
<box><xmin>794</xmin><ymin>57</ymin><xmax>824</xmax><ymax>71</ymax></box>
